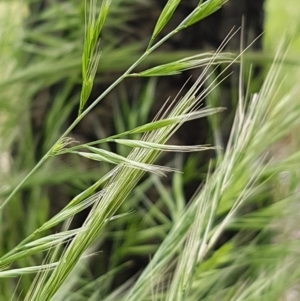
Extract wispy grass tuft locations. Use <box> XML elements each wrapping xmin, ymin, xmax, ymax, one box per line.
<box><xmin>1</xmin><ymin>0</ymin><xmax>230</xmax><ymax>299</ymax></box>
<box><xmin>31</xmin><ymin>63</ymin><xmax>223</xmax><ymax>301</ymax></box>
<box><xmin>122</xmin><ymin>49</ymin><xmax>300</xmax><ymax>301</ymax></box>
<box><xmin>1</xmin><ymin>1</ymin><xmax>300</xmax><ymax>300</ymax></box>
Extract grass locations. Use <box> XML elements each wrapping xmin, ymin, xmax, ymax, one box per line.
<box><xmin>1</xmin><ymin>0</ymin><xmax>300</xmax><ymax>300</ymax></box>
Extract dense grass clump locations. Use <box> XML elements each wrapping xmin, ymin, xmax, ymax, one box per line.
<box><xmin>0</xmin><ymin>1</ymin><xmax>300</xmax><ymax>300</ymax></box>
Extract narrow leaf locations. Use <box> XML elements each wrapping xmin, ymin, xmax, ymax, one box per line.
<box><xmin>128</xmin><ymin>108</ymin><xmax>224</xmax><ymax>134</ymax></box>
<box><xmin>134</xmin><ymin>53</ymin><xmax>233</xmax><ymax>77</ymax></box>
<box><xmin>67</xmin><ymin>108</ymin><xmax>224</xmax><ymax>150</ymax></box>
<box><xmin>113</xmin><ymin>139</ymin><xmax>215</xmax><ymax>152</ymax></box>
<box><xmin>149</xmin><ymin>0</ymin><xmax>181</xmax><ymax>48</ymax></box>
<box><xmin>75</xmin><ymin>146</ymin><xmax>176</xmax><ymax>176</ymax></box>
<box><xmin>0</xmin><ymin>263</ymin><xmax>58</xmax><ymax>278</ymax></box>
<box><xmin>39</xmin><ymin>190</ymin><xmax>105</xmax><ymax>231</ymax></box>
<box><xmin>0</xmin><ymin>230</ymin><xmax>81</xmax><ymax>267</ymax></box>
<box><xmin>183</xmin><ymin>0</ymin><xmax>227</xmax><ymax>28</ymax></box>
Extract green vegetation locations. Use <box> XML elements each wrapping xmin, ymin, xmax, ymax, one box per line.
<box><xmin>0</xmin><ymin>0</ymin><xmax>300</xmax><ymax>300</ymax></box>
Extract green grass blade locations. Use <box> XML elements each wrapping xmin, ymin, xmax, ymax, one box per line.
<box><xmin>148</xmin><ymin>0</ymin><xmax>181</xmax><ymax>49</ymax></box>
<box><xmin>183</xmin><ymin>0</ymin><xmax>228</xmax><ymax>28</ymax></box>
<box><xmin>132</xmin><ymin>52</ymin><xmax>233</xmax><ymax>77</ymax></box>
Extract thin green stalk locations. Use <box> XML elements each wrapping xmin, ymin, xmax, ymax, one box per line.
<box><xmin>0</xmin><ymin>151</ymin><xmax>50</xmax><ymax>210</ymax></box>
